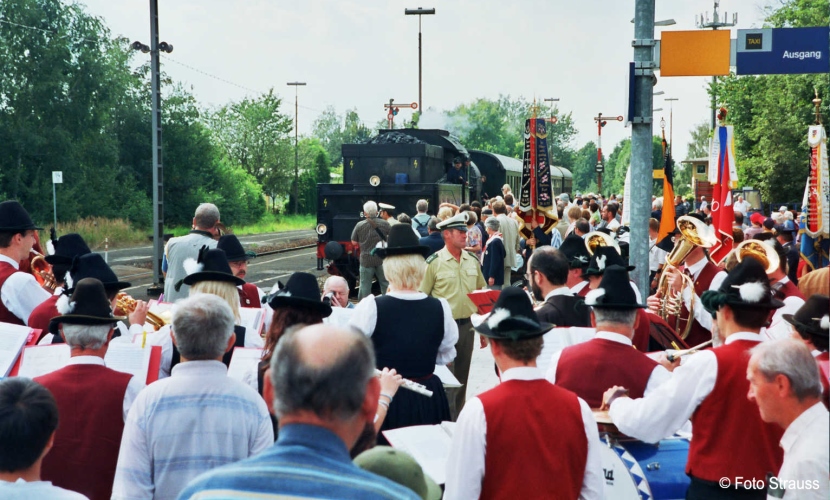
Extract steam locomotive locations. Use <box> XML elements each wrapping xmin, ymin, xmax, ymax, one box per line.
<box><xmin>315</xmin><ymin>128</ymin><xmax>572</xmax><ymax>292</ymax></box>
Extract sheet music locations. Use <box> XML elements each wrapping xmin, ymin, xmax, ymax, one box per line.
<box><xmin>536</xmin><ymin>327</ymin><xmax>595</xmax><ymax>375</ymax></box>
<box><xmin>18</xmin><ymin>344</ymin><xmax>70</xmax><ymax>378</ymax></box>
<box><xmin>227</xmin><ymin>347</ymin><xmax>263</xmax><ymax>390</ymax></box>
<box><xmin>239</xmin><ymin>307</ymin><xmax>264</xmax><ymax>336</ymax></box>
<box><xmin>105</xmin><ymin>342</ymin><xmax>151</xmax><ymax>382</ymax></box>
<box><xmin>382</xmin><ymin>423</ymin><xmax>454</xmax><ymax>485</ymax></box>
<box><xmin>434</xmin><ymin>364</ymin><xmax>461</xmax><ymax>388</ymax></box>
<box><xmin>324</xmin><ymin>307</ymin><xmax>355</xmax><ymax>329</ymax></box>
<box><xmin>0</xmin><ymin>323</ymin><xmax>33</xmax><ymax>377</ymax></box>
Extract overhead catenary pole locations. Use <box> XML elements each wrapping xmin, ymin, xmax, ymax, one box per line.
<box><xmin>630</xmin><ymin>0</ymin><xmax>656</xmax><ymax>301</ymax></box>
<box><xmin>287</xmin><ymin>82</ymin><xmax>306</xmax><ymax>215</ymax></box>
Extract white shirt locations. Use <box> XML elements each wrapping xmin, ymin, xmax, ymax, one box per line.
<box><xmin>649</xmin><ymin>237</ymin><xmax>668</xmax><ymax>272</ymax></box>
<box><xmin>734</xmin><ymin>200</ymin><xmax>750</xmax><ymax>215</ymax></box>
<box><xmin>349</xmin><ymin>291</ymin><xmax>458</xmax><ymax>365</ymax></box>
<box><xmin>762</xmin><ymin>277</ymin><xmax>805</xmax><ymax>341</ymax></box>
<box><xmin>681</xmin><ymin>257</ymin><xmax>728</xmax><ymax>334</ymax></box>
<box><xmin>606</xmin><ymin>218</ymin><xmax>620</xmax><ymax>232</ymax></box>
<box><xmin>112</xmin><ymin>360</ymin><xmax>273</xmax><ymax>500</ymax></box>
<box><xmin>609</xmin><ymin>332</ymin><xmax>762</xmax><ymax>443</ymax></box>
<box><xmin>0</xmin><ymin>254</ymin><xmax>51</xmax><ymax>325</ymax></box>
<box><xmin>545</xmin><ymin>331</ymin><xmax>672</xmax><ymax>395</ymax></box>
<box><xmin>771</xmin><ymin>402</ymin><xmax>829</xmax><ymax>499</ymax></box>
<box><xmin>544</xmin><ymin>287</ymin><xmax>574</xmax><ymax>301</ymax></box>
<box><xmin>570</xmin><ymin>281</ymin><xmax>588</xmax><ymax>296</ymax></box>
<box><xmin>444</xmin><ymin>367</ymin><xmax>603</xmax><ymax>500</ymax></box>
<box><xmin>0</xmin><ymin>478</ymin><xmax>88</xmax><ymax>500</ymax></box>
<box><xmin>65</xmin><ymin>355</ymin><xmax>143</xmax><ymax>422</ymax></box>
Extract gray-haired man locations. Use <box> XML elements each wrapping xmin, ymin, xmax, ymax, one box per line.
<box><xmin>113</xmin><ymin>294</ymin><xmax>273</xmax><ymax>500</ymax></box>
<box><xmin>178</xmin><ymin>324</ymin><xmax>420</xmax><ymax>499</ymax></box>
<box><xmin>351</xmin><ymin>201</ymin><xmax>390</xmax><ymax>300</ymax></box>
<box><xmin>163</xmin><ymin>203</ymin><xmax>221</xmax><ymax>302</ymax></box>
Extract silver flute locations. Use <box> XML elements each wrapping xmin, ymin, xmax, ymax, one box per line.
<box><xmin>375</xmin><ymin>369</ymin><xmax>433</xmax><ymax>397</ymax></box>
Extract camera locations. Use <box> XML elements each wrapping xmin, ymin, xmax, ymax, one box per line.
<box><xmin>322</xmin><ymin>292</ymin><xmax>335</xmax><ymax>307</ymax></box>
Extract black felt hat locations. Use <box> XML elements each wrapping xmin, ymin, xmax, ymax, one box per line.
<box><xmin>584</xmin><ymin>265</ymin><xmax>645</xmax><ymax>309</ymax></box>
<box><xmin>178</xmin><ymin>246</ymin><xmax>245</xmax><ymax>290</ymax></box>
<box><xmin>701</xmin><ymin>258</ymin><xmax>784</xmax><ymax>313</ymax></box>
<box><xmin>783</xmin><ymin>294</ymin><xmax>829</xmax><ymax>338</ymax></box>
<box><xmin>267</xmin><ymin>272</ymin><xmax>332</xmax><ymax>317</ymax></box>
<box><xmin>0</xmin><ymin>200</ymin><xmax>43</xmax><ymax>231</ymax></box>
<box><xmin>217</xmin><ymin>235</ymin><xmax>256</xmax><ymax>262</ymax></box>
<box><xmin>372</xmin><ymin>224</ymin><xmax>431</xmax><ymax>258</ymax></box>
<box><xmin>559</xmin><ymin>233</ymin><xmax>590</xmax><ymax>269</ymax></box>
<box><xmin>45</xmin><ymin>233</ymin><xmax>91</xmax><ymax>266</ymax></box>
<box><xmin>53</xmin><ymin>278</ymin><xmax>126</xmax><ymax>326</ymax></box>
<box><xmin>582</xmin><ymin>246</ymin><xmax>634</xmax><ymax>278</ymax></box>
<box><xmin>65</xmin><ymin>253</ymin><xmax>130</xmax><ymax>292</ymax></box>
<box><xmin>474</xmin><ymin>287</ymin><xmax>553</xmax><ymax>340</ymax></box>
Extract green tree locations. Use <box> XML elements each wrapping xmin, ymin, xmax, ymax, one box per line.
<box><xmin>573</xmin><ymin>142</ymin><xmax>601</xmax><ymax>193</ymax></box>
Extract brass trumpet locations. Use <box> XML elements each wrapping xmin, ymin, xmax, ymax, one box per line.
<box><xmin>656</xmin><ymin>216</ymin><xmax>716</xmax><ymax>339</ymax></box>
<box><xmin>30</xmin><ymin>249</ymin><xmax>57</xmax><ymax>292</ymax></box>
<box><xmin>115</xmin><ymin>292</ymin><xmax>168</xmax><ymax>331</ymax></box>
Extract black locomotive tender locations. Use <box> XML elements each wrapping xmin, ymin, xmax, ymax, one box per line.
<box><xmin>315</xmin><ymin>128</ymin><xmax>572</xmax><ymax>292</ymax></box>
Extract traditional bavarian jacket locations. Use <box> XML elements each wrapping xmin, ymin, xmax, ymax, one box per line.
<box><xmin>27</xmin><ymin>292</ymin><xmax>60</xmax><ymax>335</ymax></box>
<box><xmin>535</xmin><ymin>287</ymin><xmax>591</xmax><ymax>327</ymax></box>
<box><xmin>237</xmin><ymin>282</ymin><xmax>261</xmax><ymax>308</ymax></box>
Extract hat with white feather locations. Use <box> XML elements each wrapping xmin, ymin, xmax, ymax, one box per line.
<box><xmin>473</xmin><ymin>287</ymin><xmax>553</xmax><ymax>340</ymax></box>
<box><xmin>584</xmin><ymin>265</ymin><xmax>645</xmax><ymax>310</ymax></box>
<box><xmin>176</xmin><ymin>246</ymin><xmax>245</xmax><ymax>291</ymax></box>
<box><xmin>53</xmin><ymin>278</ymin><xmax>126</xmax><ymax>326</ymax></box>
<box><xmin>701</xmin><ymin>258</ymin><xmax>784</xmax><ymax>314</ymax></box>
<box><xmin>783</xmin><ymin>294</ymin><xmax>829</xmax><ymax>338</ymax></box>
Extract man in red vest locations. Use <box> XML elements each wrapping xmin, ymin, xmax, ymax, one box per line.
<box><xmin>0</xmin><ymin>200</ymin><xmax>50</xmax><ymax>326</ymax></box>
<box><xmin>34</xmin><ymin>278</ymin><xmax>143</xmax><ymax>500</ymax></box>
<box><xmin>27</xmin><ymin>232</ymin><xmax>91</xmax><ymax>335</ymax></box>
<box><xmin>547</xmin><ymin>265</ymin><xmax>673</xmax><ymax>408</ymax></box>
<box><xmin>445</xmin><ymin>287</ymin><xmax>602</xmax><ymax>499</ymax></box>
<box><xmin>605</xmin><ymin>258</ymin><xmax>785</xmax><ymax>499</ymax></box>
<box><xmin>217</xmin><ymin>234</ymin><xmax>262</xmax><ymax>308</ymax></box>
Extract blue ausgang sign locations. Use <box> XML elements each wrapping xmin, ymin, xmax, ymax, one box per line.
<box><xmin>736</xmin><ymin>27</ymin><xmax>829</xmax><ymax>75</ymax></box>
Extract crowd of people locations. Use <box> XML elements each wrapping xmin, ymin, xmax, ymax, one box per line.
<box><xmin>0</xmin><ymin>191</ymin><xmax>828</xmax><ymax>499</ymax></box>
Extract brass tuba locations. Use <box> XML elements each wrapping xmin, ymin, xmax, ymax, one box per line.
<box><xmin>30</xmin><ymin>249</ymin><xmax>57</xmax><ymax>292</ymax></box>
<box><xmin>115</xmin><ymin>292</ymin><xmax>168</xmax><ymax>331</ymax></box>
<box><xmin>583</xmin><ymin>231</ymin><xmax>620</xmax><ymax>256</ymax></box>
<box><xmin>734</xmin><ymin>239</ymin><xmax>780</xmax><ymax>274</ymax></box>
<box><xmin>656</xmin><ymin>216</ymin><xmax>717</xmax><ymax>339</ymax></box>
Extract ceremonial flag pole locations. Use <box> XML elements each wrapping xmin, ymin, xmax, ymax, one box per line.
<box><xmin>517</xmin><ymin>103</ymin><xmax>556</xmax><ymax>246</ymax></box>
<box><xmin>799</xmin><ymin>91</ymin><xmax>829</xmax><ymax>272</ymax></box>
<box><xmin>707</xmin><ymin>107</ymin><xmax>737</xmax><ymax>263</ymax></box>
<box><xmin>658</xmin><ymin>120</ymin><xmax>676</xmax><ymax>241</ymax></box>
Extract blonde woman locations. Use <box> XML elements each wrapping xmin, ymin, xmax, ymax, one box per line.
<box><xmin>350</xmin><ymin>224</ymin><xmax>458</xmax><ymax>442</ymax></box>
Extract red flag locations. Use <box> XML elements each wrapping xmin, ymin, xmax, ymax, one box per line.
<box><xmin>710</xmin><ymin>125</ymin><xmax>734</xmax><ymax>262</ymax></box>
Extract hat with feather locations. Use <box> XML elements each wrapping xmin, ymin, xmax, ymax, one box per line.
<box><xmin>473</xmin><ymin>287</ymin><xmax>553</xmax><ymax>340</ymax></box>
<box><xmin>44</xmin><ymin>232</ymin><xmax>91</xmax><ymax>266</ymax></box>
<box><xmin>584</xmin><ymin>265</ymin><xmax>645</xmax><ymax>310</ymax></box>
<box><xmin>176</xmin><ymin>246</ymin><xmax>245</xmax><ymax>291</ymax></box>
<box><xmin>53</xmin><ymin>278</ymin><xmax>126</xmax><ymax>327</ymax></box>
<box><xmin>558</xmin><ymin>233</ymin><xmax>591</xmax><ymax>270</ymax></box>
<box><xmin>701</xmin><ymin>257</ymin><xmax>784</xmax><ymax>314</ymax></box>
<box><xmin>64</xmin><ymin>253</ymin><xmax>130</xmax><ymax>293</ymax></box>
<box><xmin>582</xmin><ymin>246</ymin><xmax>634</xmax><ymax>278</ymax></box>
<box><xmin>266</xmin><ymin>272</ymin><xmax>332</xmax><ymax>317</ymax></box>
<box><xmin>783</xmin><ymin>294</ymin><xmax>829</xmax><ymax>338</ymax></box>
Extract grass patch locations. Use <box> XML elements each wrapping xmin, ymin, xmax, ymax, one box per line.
<box><xmin>38</xmin><ymin>214</ymin><xmax>316</xmax><ymax>250</ymax></box>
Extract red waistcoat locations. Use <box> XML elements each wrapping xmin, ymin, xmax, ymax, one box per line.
<box><xmin>28</xmin><ymin>294</ymin><xmax>59</xmax><ymax>335</ymax></box>
<box><xmin>35</xmin><ymin>364</ymin><xmax>132</xmax><ymax>500</ymax></box>
<box><xmin>682</xmin><ymin>261</ymin><xmax>721</xmax><ymax>347</ymax></box>
<box><xmin>238</xmin><ymin>282</ymin><xmax>261</xmax><ymax>308</ymax></box>
<box><xmin>0</xmin><ymin>261</ymin><xmax>24</xmax><ymax>325</ymax></box>
<box><xmin>556</xmin><ymin>338</ymin><xmax>657</xmax><ymax>408</ymax></box>
<box><xmin>576</xmin><ymin>284</ymin><xmax>590</xmax><ymax>298</ymax></box>
<box><xmin>479</xmin><ymin>379</ymin><xmax>587</xmax><ymax>500</ymax></box>
<box><xmin>687</xmin><ymin>340</ymin><xmax>783</xmax><ymax>482</ymax></box>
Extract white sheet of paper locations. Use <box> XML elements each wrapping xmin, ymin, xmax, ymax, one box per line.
<box><xmin>227</xmin><ymin>347</ymin><xmax>263</xmax><ymax>390</ymax></box>
<box><xmin>239</xmin><ymin>308</ymin><xmax>263</xmax><ymax>336</ymax></box>
<box><xmin>536</xmin><ymin>327</ymin><xmax>595</xmax><ymax>375</ymax></box>
<box><xmin>0</xmin><ymin>323</ymin><xmax>33</xmax><ymax>376</ymax></box>
<box><xmin>324</xmin><ymin>307</ymin><xmax>355</xmax><ymax>329</ymax></box>
<box><xmin>434</xmin><ymin>364</ymin><xmax>461</xmax><ymax>387</ymax></box>
<box><xmin>382</xmin><ymin>424</ymin><xmax>454</xmax><ymax>485</ymax></box>
<box><xmin>18</xmin><ymin>344</ymin><xmax>70</xmax><ymax>378</ymax></box>
<box><xmin>104</xmin><ymin>342</ymin><xmax>151</xmax><ymax>382</ymax></box>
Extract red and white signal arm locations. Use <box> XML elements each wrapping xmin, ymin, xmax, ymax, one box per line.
<box><xmin>387</xmin><ymin>112</ymin><xmax>394</xmax><ymax>119</ymax></box>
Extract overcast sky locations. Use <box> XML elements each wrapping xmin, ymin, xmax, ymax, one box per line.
<box><xmin>81</xmin><ymin>0</ymin><xmax>773</xmax><ymax>162</ymax></box>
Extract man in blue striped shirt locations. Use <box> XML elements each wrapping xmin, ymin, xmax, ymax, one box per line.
<box><xmin>112</xmin><ymin>294</ymin><xmax>274</xmax><ymax>500</ymax></box>
<box><xmin>178</xmin><ymin>324</ymin><xmax>419</xmax><ymax>500</ymax></box>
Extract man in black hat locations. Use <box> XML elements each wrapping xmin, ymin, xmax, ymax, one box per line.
<box><xmin>0</xmin><ymin>200</ymin><xmax>51</xmax><ymax>325</ymax></box>
<box><xmin>775</xmin><ymin>223</ymin><xmax>799</xmax><ymax>285</ymax></box>
<box><xmin>605</xmin><ymin>258</ymin><xmax>785</xmax><ymax>499</ymax></box>
<box><xmin>546</xmin><ymin>265</ymin><xmax>672</xmax><ymax>407</ymax></box>
<box><xmin>557</xmin><ymin>232</ymin><xmax>591</xmax><ymax>296</ymax></box>
<box><xmin>217</xmin><ymin>234</ymin><xmax>262</xmax><ymax>308</ymax></box>
<box><xmin>34</xmin><ymin>278</ymin><xmax>143</xmax><ymax>500</ymax></box>
<box><xmin>527</xmin><ymin>246</ymin><xmax>591</xmax><ymax>327</ymax></box>
<box><xmin>27</xmin><ymin>232</ymin><xmax>91</xmax><ymax>333</ymax></box>
<box><xmin>446</xmin><ymin>157</ymin><xmax>465</xmax><ymax>185</ymax></box>
<box><xmin>444</xmin><ymin>287</ymin><xmax>602</xmax><ymax>499</ymax></box>
<box><xmin>163</xmin><ymin>202</ymin><xmax>221</xmax><ymax>303</ymax></box>
<box><xmin>421</xmin><ymin>212</ymin><xmax>486</xmax><ymax>419</ymax></box>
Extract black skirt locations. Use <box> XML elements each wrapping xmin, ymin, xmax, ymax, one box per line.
<box><xmin>378</xmin><ymin>374</ymin><xmax>450</xmax><ymax>445</ymax></box>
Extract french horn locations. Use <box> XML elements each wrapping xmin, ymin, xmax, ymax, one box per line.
<box><xmin>734</xmin><ymin>239</ymin><xmax>780</xmax><ymax>274</ymax></box>
<box><xmin>583</xmin><ymin>231</ymin><xmax>620</xmax><ymax>256</ymax></box>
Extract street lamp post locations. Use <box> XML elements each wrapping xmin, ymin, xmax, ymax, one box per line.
<box><xmin>405</xmin><ymin>7</ymin><xmax>435</xmax><ymax>113</ymax></box>
<box><xmin>287</xmin><ymin>82</ymin><xmax>306</xmax><ymax>215</ymax></box>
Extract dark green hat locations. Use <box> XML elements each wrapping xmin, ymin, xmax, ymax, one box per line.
<box><xmin>701</xmin><ymin>258</ymin><xmax>784</xmax><ymax>313</ymax></box>
<box><xmin>584</xmin><ymin>265</ymin><xmax>645</xmax><ymax>309</ymax></box>
<box><xmin>474</xmin><ymin>287</ymin><xmax>553</xmax><ymax>340</ymax></box>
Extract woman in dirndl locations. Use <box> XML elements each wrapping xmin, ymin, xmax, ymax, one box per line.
<box><xmin>350</xmin><ymin>224</ymin><xmax>458</xmax><ymax>442</ymax></box>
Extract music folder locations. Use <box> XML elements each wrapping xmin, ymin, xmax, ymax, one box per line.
<box><xmin>382</xmin><ymin>421</ymin><xmax>457</xmax><ymax>485</ymax></box>
<box><xmin>1</xmin><ymin>323</ymin><xmax>40</xmax><ymax>377</ymax></box>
